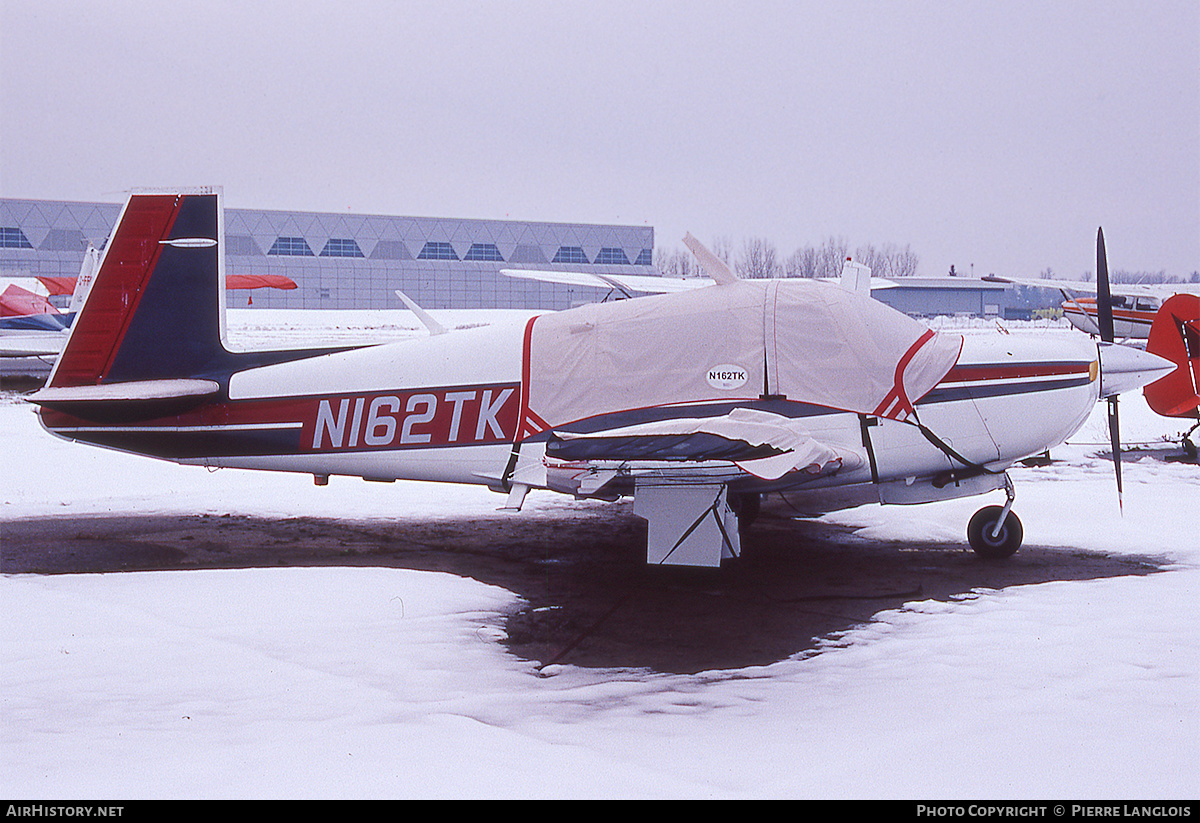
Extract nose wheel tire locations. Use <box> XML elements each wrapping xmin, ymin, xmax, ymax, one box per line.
<box><xmin>967</xmin><ymin>505</ymin><xmax>1023</xmax><ymax>559</ymax></box>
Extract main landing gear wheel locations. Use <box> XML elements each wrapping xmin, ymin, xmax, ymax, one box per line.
<box><xmin>967</xmin><ymin>505</ymin><xmax>1023</xmax><ymax>560</ymax></box>
<box><xmin>730</xmin><ymin>492</ymin><xmax>760</xmax><ymax>535</ymax></box>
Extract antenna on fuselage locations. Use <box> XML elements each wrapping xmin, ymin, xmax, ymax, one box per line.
<box><xmin>394</xmin><ymin>289</ymin><xmax>447</xmax><ymax>336</ymax></box>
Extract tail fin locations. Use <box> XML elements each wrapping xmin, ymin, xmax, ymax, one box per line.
<box><xmin>839</xmin><ymin>257</ymin><xmax>872</xmax><ymax>293</ymax></box>
<box><xmin>66</xmin><ymin>243</ymin><xmax>101</xmax><ymax>314</ymax></box>
<box><xmin>1144</xmin><ymin>293</ymin><xmax>1200</xmax><ymax>418</ymax></box>
<box><xmin>48</xmin><ymin>188</ymin><xmax>229</xmax><ymax>389</ymax></box>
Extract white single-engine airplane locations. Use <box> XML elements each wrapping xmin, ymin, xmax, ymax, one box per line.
<box><xmin>26</xmin><ymin>190</ymin><xmax>1176</xmax><ymax>566</ymax></box>
<box><xmin>980</xmin><ymin>272</ymin><xmax>1200</xmax><ymax>342</ymax></box>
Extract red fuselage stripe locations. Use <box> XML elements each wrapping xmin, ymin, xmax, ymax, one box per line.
<box><xmin>942</xmin><ymin>362</ymin><xmax>1091</xmax><ymax>383</ymax></box>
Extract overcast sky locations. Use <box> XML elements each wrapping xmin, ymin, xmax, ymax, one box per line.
<box><xmin>1</xmin><ymin>1</ymin><xmax>1196</xmax><ymax>280</ymax></box>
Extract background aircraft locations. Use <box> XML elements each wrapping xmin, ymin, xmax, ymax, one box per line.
<box><xmin>988</xmin><ymin>233</ymin><xmax>1200</xmax><ymax>461</ymax></box>
<box><xmin>0</xmin><ymin>244</ymin><xmax>297</xmax><ymax>360</ymax></box>
<box><xmin>0</xmin><ymin>244</ymin><xmax>100</xmax><ymax>358</ymax></box>
<box><xmin>978</xmin><ymin>273</ymin><xmax>1200</xmax><ymax>341</ymax></box>
<box><xmin>501</xmin><ymin>242</ymin><xmax>889</xmax><ymax>298</ymax></box>
<box><xmin>1083</xmin><ymin>231</ymin><xmax>1200</xmax><ymax>461</ymax></box>
<box><xmin>25</xmin><ymin>190</ymin><xmax>1173</xmax><ymax>567</ymax></box>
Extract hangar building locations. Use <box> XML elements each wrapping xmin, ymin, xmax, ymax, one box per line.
<box><xmin>0</xmin><ymin>197</ymin><xmax>655</xmax><ymax>311</ymax></box>
<box><xmin>2</xmin><ymin>196</ymin><xmax>1022</xmax><ymax>319</ymax></box>
<box><xmin>871</xmin><ymin>277</ymin><xmax>1018</xmax><ymax>319</ymax></box>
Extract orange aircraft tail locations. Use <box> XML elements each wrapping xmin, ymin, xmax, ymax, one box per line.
<box><xmin>1143</xmin><ymin>293</ymin><xmax>1200</xmax><ymax>419</ymax></box>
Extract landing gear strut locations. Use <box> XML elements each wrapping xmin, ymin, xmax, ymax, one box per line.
<box><xmin>1182</xmin><ymin>421</ymin><xmax>1199</xmax><ymax>462</ymax></box>
<box><xmin>967</xmin><ymin>474</ymin><xmax>1023</xmax><ymax>559</ymax></box>
<box><xmin>730</xmin><ymin>491</ymin><xmax>760</xmax><ymax>537</ymax></box>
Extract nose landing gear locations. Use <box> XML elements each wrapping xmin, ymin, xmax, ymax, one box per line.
<box><xmin>967</xmin><ymin>473</ymin><xmax>1023</xmax><ymax>559</ymax></box>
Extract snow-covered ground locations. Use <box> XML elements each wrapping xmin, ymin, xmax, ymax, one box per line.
<box><xmin>2</xmin><ymin>311</ymin><xmax>1198</xmax><ymax>798</ymax></box>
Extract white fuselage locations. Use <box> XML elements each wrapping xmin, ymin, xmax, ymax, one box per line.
<box><xmin>171</xmin><ymin>318</ymin><xmax>1100</xmax><ymax>508</ymax></box>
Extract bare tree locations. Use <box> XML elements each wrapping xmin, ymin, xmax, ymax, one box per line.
<box><xmin>785</xmin><ymin>245</ymin><xmax>819</xmax><ymax>278</ymax></box>
<box><xmin>817</xmin><ymin>236</ymin><xmax>850</xmax><ymax>279</ymax></box>
<box><xmin>658</xmin><ymin>233</ymin><xmax>919</xmax><ymax>281</ymax></box>
<box><xmin>654</xmin><ymin>247</ymin><xmax>699</xmax><ymax>279</ymax></box>
<box><xmin>854</xmin><ymin>242</ymin><xmax>919</xmax><ymax>279</ymax></box>
<box><xmin>654</xmin><ymin>247</ymin><xmax>673</xmax><ymax>276</ymax></box>
<box><xmin>855</xmin><ymin>244</ymin><xmax>887</xmax><ymax>278</ymax></box>
<box><xmin>736</xmin><ymin>237</ymin><xmax>783</xmax><ymax>279</ymax></box>
<box><xmin>889</xmin><ymin>244</ymin><xmax>919</xmax><ymax>278</ymax></box>
<box><xmin>709</xmin><ymin>236</ymin><xmax>734</xmax><ymax>269</ymax></box>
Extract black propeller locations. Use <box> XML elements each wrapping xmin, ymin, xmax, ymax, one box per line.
<box><xmin>1097</xmin><ymin>227</ymin><xmax>1124</xmax><ymax>511</ymax></box>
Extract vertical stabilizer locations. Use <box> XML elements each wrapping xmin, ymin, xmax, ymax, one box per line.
<box><xmin>1144</xmin><ymin>293</ymin><xmax>1200</xmax><ymax>418</ymax></box>
<box><xmin>67</xmin><ymin>243</ymin><xmax>101</xmax><ymax>314</ymax></box>
<box><xmin>839</xmin><ymin>257</ymin><xmax>872</xmax><ymax>293</ymax></box>
<box><xmin>48</xmin><ymin>188</ymin><xmax>228</xmax><ymax>389</ymax></box>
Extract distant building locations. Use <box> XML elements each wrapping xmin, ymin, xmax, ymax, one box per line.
<box><xmin>0</xmin><ymin>197</ymin><xmax>656</xmax><ymax>311</ymax></box>
<box><xmin>871</xmin><ymin>277</ymin><xmax>1017</xmax><ymax>319</ymax></box>
<box><xmin>2</xmin><ymin>197</ymin><xmax>1024</xmax><ymax>320</ymax></box>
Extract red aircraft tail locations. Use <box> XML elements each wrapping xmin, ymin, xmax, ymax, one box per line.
<box><xmin>47</xmin><ymin>189</ymin><xmax>229</xmax><ymax>390</ymax></box>
<box><xmin>1143</xmin><ymin>293</ymin><xmax>1200</xmax><ymax>419</ymax></box>
<box><xmin>32</xmin><ymin>189</ymin><xmax>346</xmax><ymax>424</ymax></box>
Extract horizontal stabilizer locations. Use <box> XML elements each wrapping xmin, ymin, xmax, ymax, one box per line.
<box><xmin>29</xmin><ymin>378</ymin><xmax>221</xmax><ymax>404</ymax></box>
<box><xmin>27</xmin><ymin>378</ymin><xmax>221</xmax><ymax>421</ymax></box>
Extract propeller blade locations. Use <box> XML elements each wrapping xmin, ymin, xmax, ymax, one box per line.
<box><xmin>1108</xmin><ymin>395</ymin><xmax>1123</xmax><ymax>513</ymax></box>
<box><xmin>1098</xmin><ymin>228</ymin><xmax>1123</xmax><ymax>512</ymax></box>
<box><xmin>1096</xmin><ymin>227</ymin><xmax>1114</xmax><ymax>343</ymax></box>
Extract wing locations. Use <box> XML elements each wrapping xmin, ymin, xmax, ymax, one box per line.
<box><xmin>501</xmin><ymin>267</ymin><xmax>714</xmax><ymax>296</ymax></box>
<box><xmin>0</xmin><ymin>313</ymin><xmax>71</xmax><ymax>357</ymax></box>
<box><xmin>499</xmin><ymin>232</ymin><xmax>733</xmax><ymax>298</ymax></box>
<box><xmin>0</xmin><ymin>333</ymin><xmax>67</xmax><ymax>357</ymax></box>
<box><xmin>504</xmin><ymin>254</ymin><xmax>893</xmax><ymax>299</ymax></box>
<box><xmin>545</xmin><ymin>408</ymin><xmax>864</xmax><ymax>483</ymax></box>
<box><xmin>225</xmin><ymin>274</ymin><xmax>298</xmax><ymax>290</ymax></box>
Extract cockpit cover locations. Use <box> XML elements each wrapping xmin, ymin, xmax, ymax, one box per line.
<box><xmin>520</xmin><ymin>279</ymin><xmax>962</xmax><ymax>438</ymax></box>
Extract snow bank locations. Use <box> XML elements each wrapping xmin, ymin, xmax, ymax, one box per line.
<box><xmin>3</xmin><ymin>566</ymin><xmax>1195</xmax><ymax>798</ymax></box>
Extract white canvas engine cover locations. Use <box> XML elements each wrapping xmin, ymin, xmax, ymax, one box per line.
<box><xmin>767</xmin><ymin>280</ymin><xmax>963</xmax><ymax>419</ymax></box>
<box><xmin>522</xmin><ymin>279</ymin><xmax>962</xmax><ymax>433</ymax></box>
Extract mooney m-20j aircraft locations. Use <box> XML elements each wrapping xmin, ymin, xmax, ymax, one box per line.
<box><xmin>26</xmin><ymin>190</ymin><xmax>1177</xmax><ymax>566</ymax></box>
